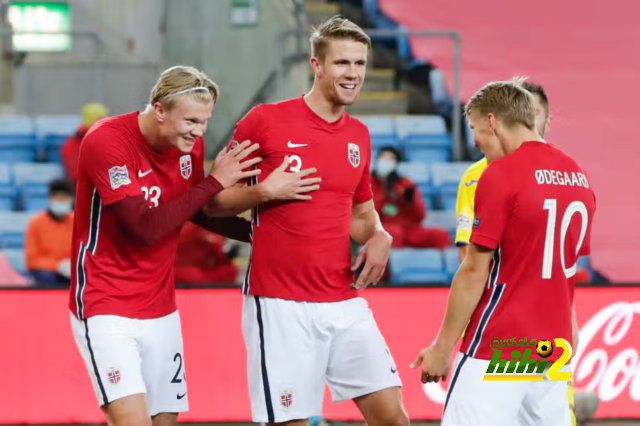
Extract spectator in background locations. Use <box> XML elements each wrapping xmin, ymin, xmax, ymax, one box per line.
<box><xmin>61</xmin><ymin>103</ymin><xmax>109</xmax><ymax>182</ymax></box>
<box><xmin>25</xmin><ymin>178</ymin><xmax>74</xmax><ymax>286</ymax></box>
<box><xmin>174</xmin><ymin>221</ymin><xmax>240</xmax><ymax>284</ymax></box>
<box><xmin>372</xmin><ymin>146</ymin><xmax>451</xmax><ymax>249</ymax></box>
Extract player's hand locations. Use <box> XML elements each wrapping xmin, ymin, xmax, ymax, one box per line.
<box><xmin>351</xmin><ymin>230</ymin><xmax>391</xmax><ymax>290</ymax></box>
<box><xmin>210</xmin><ymin>140</ymin><xmax>263</xmax><ymax>188</ymax></box>
<box><xmin>259</xmin><ymin>156</ymin><xmax>321</xmax><ymax>201</ymax></box>
<box><xmin>410</xmin><ymin>344</ymin><xmax>452</xmax><ymax>384</ymax></box>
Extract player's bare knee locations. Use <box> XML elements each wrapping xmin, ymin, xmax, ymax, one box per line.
<box><xmin>107</xmin><ymin>413</ymin><xmax>152</xmax><ymax>426</ymax></box>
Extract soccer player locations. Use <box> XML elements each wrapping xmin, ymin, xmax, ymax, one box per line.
<box><xmin>220</xmin><ymin>16</ymin><xmax>408</xmax><ymax>426</ymax></box>
<box><xmin>411</xmin><ymin>78</ymin><xmax>596</xmax><ymax>426</ymax></box>
<box><xmin>454</xmin><ymin>82</ymin><xmax>597</xmax><ymax>425</ymax></box>
<box><xmin>69</xmin><ymin>65</ymin><xmax>320</xmax><ymax>426</ymax></box>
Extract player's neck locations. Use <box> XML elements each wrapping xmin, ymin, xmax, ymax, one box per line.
<box><xmin>138</xmin><ymin>108</ymin><xmax>173</xmax><ymax>152</ymax></box>
<box><xmin>303</xmin><ymin>89</ymin><xmax>344</xmax><ymax>123</ymax></box>
<box><xmin>502</xmin><ymin>128</ymin><xmax>544</xmax><ymax>155</ymax></box>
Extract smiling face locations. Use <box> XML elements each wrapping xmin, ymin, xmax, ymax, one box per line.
<box><xmin>154</xmin><ymin>96</ymin><xmax>213</xmax><ymax>153</ymax></box>
<box><xmin>312</xmin><ymin>38</ymin><xmax>368</xmax><ymax>107</ymax></box>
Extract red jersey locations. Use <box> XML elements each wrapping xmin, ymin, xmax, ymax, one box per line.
<box><xmin>69</xmin><ymin>112</ymin><xmax>205</xmax><ymax>320</ymax></box>
<box><xmin>460</xmin><ymin>142</ymin><xmax>596</xmax><ymax>361</ymax></box>
<box><xmin>232</xmin><ymin>96</ymin><xmax>373</xmax><ymax>302</ymax></box>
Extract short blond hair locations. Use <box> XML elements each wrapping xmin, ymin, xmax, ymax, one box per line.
<box><xmin>465</xmin><ymin>77</ymin><xmax>536</xmax><ymax>130</ymax></box>
<box><xmin>310</xmin><ymin>15</ymin><xmax>371</xmax><ymax>61</ymax></box>
<box><xmin>149</xmin><ymin>65</ymin><xmax>220</xmax><ymax>109</ymax></box>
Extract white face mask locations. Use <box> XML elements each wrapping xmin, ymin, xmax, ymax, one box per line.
<box><xmin>376</xmin><ymin>158</ymin><xmax>397</xmax><ymax>178</ymax></box>
<box><xmin>49</xmin><ymin>201</ymin><xmax>72</xmax><ymax>217</ymax></box>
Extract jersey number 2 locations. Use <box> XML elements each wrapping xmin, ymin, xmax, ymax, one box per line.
<box><xmin>542</xmin><ymin>199</ymin><xmax>589</xmax><ymax>279</ymax></box>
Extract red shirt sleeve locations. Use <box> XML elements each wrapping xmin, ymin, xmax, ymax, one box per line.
<box><xmin>470</xmin><ymin>163</ymin><xmax>515</xmax><ymax>250</ymax></box>
<box><xmin>353</xmin><ymin>127</ymin><xmax>374</xmax><ymax>204</ymax></box>
<box><xmin>79</xmin><ymin>129</ymin><xmax>141</xmax><ymax>206</ymax></box>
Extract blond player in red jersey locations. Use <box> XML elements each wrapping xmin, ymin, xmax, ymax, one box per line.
<box><xmin>411</xmin><ymin>78</ymin><xmax>596</xmax><ymax>426</ymax></box>
<box><xmin>212</xmin><ymin>16</ymin><xmax>409</xmax><ymax>426</ymax></box>
<box><xmin>70</xmin><ymin>66</ymin><xmax>320</xmax><ymax>426</ymax></box>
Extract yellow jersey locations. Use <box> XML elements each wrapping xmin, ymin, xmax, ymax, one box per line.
<box><xmin>454</xmin><ymin>157</ymin><xmax>488</xmax><ymax>245</ymax></box>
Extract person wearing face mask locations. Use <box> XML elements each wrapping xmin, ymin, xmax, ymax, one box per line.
<box><xmin>25</xmin><ymin>178</ymin><xmax>75</xmax><ymax>286</ymax></box>
<box><xmin>372</xmin><ymin>146</ymin><xmax>452</xmax><ymax>249</ymax></box>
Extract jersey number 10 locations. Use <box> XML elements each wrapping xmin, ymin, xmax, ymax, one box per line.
<box><xmin>542</xmin><ymin>199</ymin><xmax>589</xmax><ymax>279</ymax></box>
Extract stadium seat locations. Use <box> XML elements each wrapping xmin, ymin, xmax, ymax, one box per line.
<box><xmin>444</xmin><ymin>247</ymin><xmax>460</xmax><ymax>280</ymax></box>
<box><xmin>389</xmin><ymin>248</ymin><xmax>449</xmax><ymax>284</ymax></box>
<box><xmin>1</xmin><ymin>248</ymin><xmax>27</xmax><ymax>276</ymax></box>
<box><xmin>430</xmin><ymin>162</ymin><xmax>473</xmax><ymax>210</ymax></box>
<box><xmin>397</xmin><ymin>161</ymin><xmax>433</xmax><ymax>209</ymax></box>
<box><xmin>0</xmin><ymin>116</ymin><xmax>37</xmax><ymax>163</ymax></box>
<box><xmin>358</xmin><ymin>116</ymin><xmax>399</xmax><ymax>149</ymax></box>
<box><xmin>13</xmin><ymin>163</ymin><xmax>64</xmax><ymax>211</ymax></box>
<box><xmin>35</xmin><ymin>115</ymin><xmax>82</xmax><ymax>162</ymax></box>
<box><xmin>0</xmin><ymin>212</ymin><xmax>36</xmax><ymax>249</ymax></box>
<box><xmin>423</xmin><ymin>210</ymin><xmax>458</xmax><ymax>238</ymax></box>
<box><xmin>0</xmin><ymin>164</ymin><xmax>16</xmax><ymax>211</ymax></box>
<box><xmin>397</xmin><ymin>115</ymin><xmax>452</xmax><ymax>165</ymax></box>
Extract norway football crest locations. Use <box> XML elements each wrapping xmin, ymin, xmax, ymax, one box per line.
<box><xmin>348</xmin><ymin>143</ymin><xmax>360</xmax><ymax>168</ymax></box>
<box><xmin>107</xmin><ymin>368</ymin><xmax>121</xmax><ymax>385</ymax></box>
<box><xmin>180</xmin><ymin>155</ymin><xmax>192</xmax><ymax>180</ymax></box>
<box><xmin>280</xmin><ymin>390</ymin><xmax>293</xmax><ymax>410</ymax></box>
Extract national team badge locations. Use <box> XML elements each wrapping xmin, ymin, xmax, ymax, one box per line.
<box><xmin>180</xmin><ymin>155</ymin><xmax>192</xmax><ymax>180</ymax></box>
<box><xmin>108</xmin><ymin>165</ymin><xmax>131</xmax><ymax>190</ymax></box>
<box><xmin>107</xmin><ymin>368</ymin><xmax>121</xmax><ymax>385</ymax></box>
<box><xmin>348</xmin><ymin>143</ymin><xmax>360</xmax><ymax>168</ymax></box>
<box><xmin>280</xmin><ymin>390</ymin><xmax>293</xmax><ymax>410</ymax></box>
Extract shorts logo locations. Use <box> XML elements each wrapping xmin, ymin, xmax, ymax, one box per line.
<box><xmin>107</xmin><ymin>368</ymin><xmax>121</xmax><ymax>385</ymax></box>
<box><xmin>108</xmin><ymin>165</ymin><xmax>131</xmax><ymax>190</ymax></box>
<box><xmin>180</xmin><ymin>155</ymin><xmax>192</xmax><ymax>180</ymax></box>
<box><xmin>348</xmin><ymin>143</ymin><xmax>360</xmax><ymax>168</ymax></box>
<box><xmin>280</xmin><ymin>390</ymin><xmax>293</xmax><ymax>409</ymax></box>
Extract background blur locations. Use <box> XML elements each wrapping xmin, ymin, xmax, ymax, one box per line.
<box><xmin>1</xmin><ymin>0</ymin><xmax>638</xmax><ymax>424</ymax></box>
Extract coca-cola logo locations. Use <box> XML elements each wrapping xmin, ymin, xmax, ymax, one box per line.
<box><xmin>573</xmin><ymin>302</ymin><xmax>640</xmax><ymax>402</ymax></box>
<box><xmin>420</xmin><ymin>302</ymin><xmax>640</xmax><ymax>405</ymax></box>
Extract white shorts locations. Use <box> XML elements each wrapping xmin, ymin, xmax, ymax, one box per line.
<box><xmin>70</xmin><ymin>311</ymin><xmax>188</xmax><ymax>416</ymax></box>
<box><xmin>442</xmin><ymin>352</ymin><xmax>573</xmax><ymax>426</ymax></box>
<box><xmin>242</xmin><ymin>296</ymin><xmax>401</xmax><ymax>423</ymax></box>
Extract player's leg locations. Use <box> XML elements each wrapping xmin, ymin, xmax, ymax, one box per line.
<box><xmin>324</xmin><ymin>297</ymin><xmax>407</xmax><ymax>426</ymax></box>
<box><xmin>242</xmin><ymin>295</ymin><xmax>328</xmax><ymax>424</ymax></box>
<box><xmin>70</xmin><ymin>312</ymin><xmax>149</xmax><ymax>425</ymax></box>
<box><xmin>441</xmin><ymin>353</ymin><xmax>527</xmax><ymax>426</ymax></box>
<box><xmin>139</xmin><ymin>311</ymin><xmax>188</xmax><ymax>423</ymax></box>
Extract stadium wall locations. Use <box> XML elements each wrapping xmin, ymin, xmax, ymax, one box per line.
<box><xmin>1</xmin><ymin>287</ymin><xmax>639</xmax><ymax>423</ymax></box>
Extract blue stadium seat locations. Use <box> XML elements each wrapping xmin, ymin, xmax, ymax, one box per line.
<box><xmin>35</xmin><ymin>115</ymin><xmax>82</xmax><ymax>162</ymax></box>
<box><xmin>0</xmin><ymin>212</ymin><xmax>36</xmax><ymax>249</ymax></box>
<box><xmin>429</xmin><ymin>68</ymin><xmax>453</xmax><ymax>116</ymax></box>
<box><xmin>430</xmin><ymin>162</ymin><xmax>473</xmax><ymax>210</ymax></box>
<box><xmin>358</xmin><ymin>116</ymin><xmax>399</xmax><ymax>149</ymax></box>
<box><xmin>423</xmin><ymin>210</ymin><xmax>458</xmax><ymax>239</ymax></box>
<box><xmin>0</xmin><ymin>116</ymin><xmax>37</xmax><ymax>163</ymax></box>
<box><xmin>397</xmin><ymin>115</ymin><xmax>452</xmax><ymax>164</ymax></box>
<box><xmin>398</xmin><ymin>162</ymin><xmax>433</xmax><ymax>210</ymax></box>
<box><xmin>13</xmin><ymin>163</ymin><xmax>64</xmax><ymax>211</ymax></box>
<box><xmin>444</xmin><ymin>247</ymin><xmax>460</xmax><ymax>280</ymax></box>
<box><xmin>2</xmin><ymin>248</ymin><xmax>26</xmax><ymax>276</ymax></box>
<box><xmin>0</xmin><ymin>164</ymin><xmax>16</xmax><ymax>211</ymax></box>
<box><xmin>389</xmin><ymin>248</ymin><xmax>449</xmax><ymax>284</ymax></box>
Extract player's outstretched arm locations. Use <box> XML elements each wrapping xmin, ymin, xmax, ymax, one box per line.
<box><xmin>109</xmin><ymin>141</ymin><xmax>260</xmax><ymax>246</ymax></box>
<box><xmin>203</xmin><ymin>156</ymin><xmax>321</xmax><ymax>217</ymax></box>
<box><xmin>350</xmin><ymin>200</ymin><xmax>392</xmax><ymax>289</ymax></box>
<box><xmin>410</xmin><ymin>242</ymin><xmax>493</xmax><ymax>383</ymax></box>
